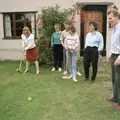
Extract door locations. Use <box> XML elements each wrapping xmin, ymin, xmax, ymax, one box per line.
<box><xmin>80</xmin><ymin>10</ymin><xmax>104</xmax><ymax>55</ymax></box>
<box><xmin>83</xmin><ymin>11</ymin><xmax>103</xmax><ymax>36</ymax></box>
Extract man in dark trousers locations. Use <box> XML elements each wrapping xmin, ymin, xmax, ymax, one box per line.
<box><xmin>83</xmin><ymin>21</ymin><xmax>103</xmax><ymax>82</ymax></box>
<box><xmin>108</xmin><ymin>9</ymin><xmax>120</xmax><ymax>110</ymax></box>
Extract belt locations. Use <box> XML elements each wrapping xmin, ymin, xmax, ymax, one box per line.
<box><xmin>111</xmin><ymin>53</ymin><xmax>120</xmax><ymax>57</ymax></box>
<box><xmin>86</xmin><ymin>46</ymin><xmax>98</xmax><ymax>49</ymax></box>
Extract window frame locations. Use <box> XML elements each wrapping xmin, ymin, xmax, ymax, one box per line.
<box><xmin>3</xmin><ymin>11</ymin><xmax>37</xmax><ymax>40</ymax></box>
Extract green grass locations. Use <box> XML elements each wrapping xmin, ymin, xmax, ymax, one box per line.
<box><xmin>0</xmin><ymin>60</ymin><xmax>120</xmax><ymax>120</ymax></box>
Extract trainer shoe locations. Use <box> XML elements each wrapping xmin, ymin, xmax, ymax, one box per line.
<box><xmin>51</xmin><ymin>67</ymin><xmax>55</xmax><ymax>72</ymax></box>
<box><xmin>77</xmin><ymin>72</ymin><xmax>82</xmax><ymax>76</ymax></box>
<box><xmin>58</xmin><ymin>68</ymin><xmax>62</xmax><ymax>72</ymax></box>
<box><xmin>73</xmin><ymin>79</ymin><xmax>78</xmax><ymax>82</ymax></box>
<box><xmin>63</xmin><ymin>70</ymin><xmax>67</xmax><ymax>75</ymax></box>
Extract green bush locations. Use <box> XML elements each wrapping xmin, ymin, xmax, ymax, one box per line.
<box><xmin>37</xmin><ymin>5</ymin><xmax>68</xmax><ymax>65</ymax></box>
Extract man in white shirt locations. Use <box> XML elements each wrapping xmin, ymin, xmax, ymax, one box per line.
<box><xmin>108</xmin><ymin>9</ymin><xmax>120</xmax><ymax>110</ymax></box>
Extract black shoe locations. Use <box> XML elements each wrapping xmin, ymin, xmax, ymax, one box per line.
<box><xmin>16</xmin><ymin>68</ymin><xmax>22</xmax><ymax>73</ymax></box>
<box><xmin>91</xmin><ymin>79</ymin><xmax>95</xmax><ymax>82</ymax></box>
<box><xmin>91</xmin><ymin>76</ymin><xmax>95</xmax><ymax>82</ymax></box>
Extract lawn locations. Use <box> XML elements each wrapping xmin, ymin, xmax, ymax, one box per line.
<box><xmin>0</xmin><ymin>60</ymin><xmax>120</xmax><ymax>120</ymax></box>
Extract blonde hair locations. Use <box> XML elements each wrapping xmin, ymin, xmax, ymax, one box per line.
<box><xmin>107</xmin><ymin>9</ymin><xmax>119</xmax><ymax>17</ymax></box>
<box><xmin>54</xmin><ymin>23</ymin><xmax>61</xmax><ymax>28</ymax></box>
<box><xmin>22</xmin><ymin>26</ymin><xmax>31</xmax><ymax>35</ymax></box>
<box><xmin>109</xmin><ymin>4</ymin><xmax>118</xmax><ymax>10</ymax></box>
<box><xmin>107</xmin><ymin>5</ymin><xmax>120</xmax><ymax>18</ymax></box>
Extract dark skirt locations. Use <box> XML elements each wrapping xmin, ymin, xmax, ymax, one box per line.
<box><xmin>26</xmin><ymin>47</ymin><xmax>38</xmax><ymax>63</ymax></box>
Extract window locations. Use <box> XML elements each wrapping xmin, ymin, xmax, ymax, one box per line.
<box><xmin>3</xmin><ymin>12</ymin><xmax>36</xmax><ymax>39</ymax></box>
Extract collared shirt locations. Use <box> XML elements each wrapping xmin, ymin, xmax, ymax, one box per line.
<box><xmin>111</xmin><ymin>22</ymin><xmax>120</xmax><ymax>55</ymax></box>
<box><xmin>21</xmin><ymin>34</ymin><xmax>36</xmax><ymax>50</ymax></box>
<box><xmin>60</xmin><ymin>30</ymin><xmax>70</xmax><ymax>44</ymax></box>
<box><xmin>85</xmin><ymin>31</ymin><xmax>104</xmax><ymax>51</ymax></box>
<box><xmin>64</xmin><ymin>33</ymin><xmax>80</xmax><ymax>52</ymax></box>
<box><xmin>51</xmin><ymin>31</ymin><xmax>61</xmax><ymax>46</ymax></box>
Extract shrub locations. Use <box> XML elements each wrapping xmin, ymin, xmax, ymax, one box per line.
<box><xmin>37</xmin><ymin>5</ymin><xmax>68</xmax><ymax>65</ymax></box>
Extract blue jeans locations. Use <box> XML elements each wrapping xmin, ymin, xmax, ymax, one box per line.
<box><xmin>67</xmin><ymin>50</ymin><xmax>77</xmax><ymax>79</ymax></box>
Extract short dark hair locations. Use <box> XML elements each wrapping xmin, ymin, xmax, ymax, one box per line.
<box><xmin>89</xmin><ymin>21</ymin><xmax>98</xmax><ymax>30</ymax></box>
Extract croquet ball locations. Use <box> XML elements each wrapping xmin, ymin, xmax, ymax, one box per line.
<box><xmin>28</xmin><ymin>97</ymin><xmax>32</xmax><ymax>101</ymax></box>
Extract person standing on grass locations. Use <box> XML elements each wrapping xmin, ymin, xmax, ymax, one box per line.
<box><xmin>60</xmin><ymin>21</ymin><xmax>71</xmax><ymax>75</ymax></box>
<box><xmin>107</xmin><ymin>9</ymin><xmax>120</xmax><ymax>110</ymax></box>
<box><xmin>51</xmin><ymin>23</ymin><xmax>63</xmax><ymax>72</ymax></box>
<box><xmin>21</xmin><ymin>26</ymin><xmax>40</xmax><ymax>74</ymax></box>
<box><xmin>83</xmin><ymin>21</ymin><xmax>104</xmax><ymax>82</ymax></box>
<box><xmin>63</xmin><ymin>25</ymin><xmax>80</xmax><ymax>82</ymax></box>
<box><xmin>60</xmin><ymin>22</ymin><xmax>82</xmax><ymax>77</ymax></box>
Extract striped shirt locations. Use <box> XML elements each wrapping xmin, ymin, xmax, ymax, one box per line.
<box><xmin>64</xmin><ymin>33</ymin><xmax>80</xmax><ymax>52</ymax></box>
<box><xmin>111</xmin><ymin>22</ymin><xmax>120</xmax><ymax>55</ymax></box>
<box><xmin>85</xmin><ymin>31</ymin><xmax>104</xmax><ymax>51</ymax></box>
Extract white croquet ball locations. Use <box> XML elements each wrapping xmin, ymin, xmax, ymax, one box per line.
<box><xmin>27</xmin><ymin>97</ymin><xmax>32</xmax><ymax>101</ymax></box>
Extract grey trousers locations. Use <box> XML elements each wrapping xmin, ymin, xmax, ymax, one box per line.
<box><xmin>63</xmin><ymin>48</ymin><xmax>81</xmax><ymax>74</ymax></box>
<box><xmin>111</xmin><ymin>54</ymin><xmax>120</xmax><ymax>104</ymax></box>
<box><xmin>67</xmin><ymin>51</ymin><xmax>77</xmax><ymax>79</ymax></box>
<box><xmin>63</xmin><ymin>48</ymin><xmax>68</xmax><ymax>71</ymax></box>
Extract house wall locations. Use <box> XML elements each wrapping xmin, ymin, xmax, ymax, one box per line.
<box><xmin>0</xmin><ymin>0</ymin><xmax>114</xmax><ymax>12</ymax></box>
<box><xmin>0</xmin><ymin>0</ymin><xmax>118</xmax><ymax>60</ymax></box>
